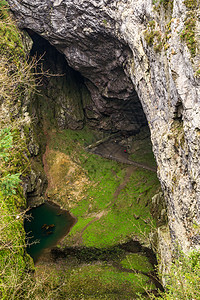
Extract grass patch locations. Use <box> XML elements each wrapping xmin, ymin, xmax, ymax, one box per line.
<box><xmin>180</xmin><ymin>14</ymin><xmax>197</xmax><ymax>57</ymax></box>
<box><xmin>153</xmin><ymin>250</ymin><xmax>200</xmax><ymax>299</ymax></box>
<box><xmin>120</xmin><ymin>253</ymin><xmax>154</xmax><ymax>273</ymax></box>
<box><xmin>46</xmin><ymin>127</ymin><xmax>160</xmax><ymax>249</ymax></box>
<box><xmin>37</xmin><ymin>261</ymin><xmax>154</xmax><ymax>299</ymax></box>
<box><xmin>81</xmin><ymin>169</ymin><xmax>158</xmax><ymax>247</ymax></box>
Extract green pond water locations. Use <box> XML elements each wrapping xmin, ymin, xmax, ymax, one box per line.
<box><xmin>24</xmin><ymin>202</ymin><xmax>76</xmax><ymax>262</ymax></box>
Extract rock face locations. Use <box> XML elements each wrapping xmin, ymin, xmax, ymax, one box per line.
<box><xmin>30</xmin><ymin>33</ymin><xmax>86</xmax><ymax>130</ymax></box>
<box><xmin>8</xmin><ymin>0</ymin><xmax>200</xmax><ymax>257</ymax></box>
<box><xmin>30</xmin><ymin>33</ymin><xmax>146</xmax><ymax>132</ymax></box>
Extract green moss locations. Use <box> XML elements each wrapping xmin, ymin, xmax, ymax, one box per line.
<box><xmin>0</xmin><ymin>2</ymin><xmax>25</xmax><ymax>60</ymax></box>
<box><xmin>171</xmin><ymin>120</ymin><xmax>186</xmax><ymax>152</ymax></box>
<box><xmin>0</xmin><ymin>4</ymin><xmax>37</xmax><ymax>297</ymax></box>
<box><xmin>42</xmin><ymin>261</ymin><xmax>155</xmax><ymax>299</ymax></box>
<box><xmin>180</xmin><ymin>15</ymin><xmax>197</xmax><ymax>56</ymax></box>
<box><xmin>195</xmin><ymin>69</ymin><xmax>200</xmax><ymax>77</ymax></box>
<box><xmin>120</xmin><ymin>253</ymin><xmax>154</xmax><ymax>273</ymax></box>
<box><xmin>144</xmin><ymin>21</ymin><xmax>164</xmax><ymax>53</ymax></box>
<box><xmin>180</xmin><ymin>0</ymin><xmax>199</xmax><ymax>57</ymax></box>
<box><xmin>102</xmin><ymin>19</ymin><xmax>107</xmax><ymax>25</ymax></box>
<box><xmin>144</xmin><ymin>20</ymin><xmax>156</xmax><ymax>46</ymax></box>
<box><xmin>184</xmin><ymin>0</ymin><xmax>197</xmax><ymax>9</ymax></box>
<box><xmin>144</xmin><ymin>16</ymin><xmax>176</xmax><ymax>54</ymax></box>
<box><xmin>153</xmin><ymin>0</ymin><xmax>173</xmax><ymax>14</ymax></box>
<box><xmin>172</xmin><ymin>176</ymin><xmax>177</xmax><ymax>184</ymax></box>
<box><xmin>46</xmin><ymin>127</ymin><xmax>160</xmax><ymax>249</ymax></box>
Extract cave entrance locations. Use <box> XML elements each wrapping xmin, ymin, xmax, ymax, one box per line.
<box><xmin>26</xmin><ymin>32</ymin><xmax>161</xmax><ymax>297</ymax></box>
<box><xmin>29</xmin><ymin>33</ymin><xmax>156</xmax><ymax>171</ymax></box>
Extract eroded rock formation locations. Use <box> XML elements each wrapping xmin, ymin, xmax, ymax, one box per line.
<box><xmin>8</xmin><ymin>0</ymin><xmax>200</xmax><ymax>258</ymax></box>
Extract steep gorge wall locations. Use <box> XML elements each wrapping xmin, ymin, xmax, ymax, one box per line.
<box><xmin>7</xmin><ymin>0</ymin><xmax>200</xmax><ymax>255</ymax></box>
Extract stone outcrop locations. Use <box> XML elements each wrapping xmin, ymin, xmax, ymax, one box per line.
<box><xmin>8</xmin><ymin>0</ymin><xmax>200</xmax><ymax>259</ymax></box>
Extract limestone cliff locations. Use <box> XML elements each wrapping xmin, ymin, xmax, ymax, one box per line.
<box><xmin>7</xmin><ymin>0</ymin><xmax>200</xmax><ymax>256</ymax></box>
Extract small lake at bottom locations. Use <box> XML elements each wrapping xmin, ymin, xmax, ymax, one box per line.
<box><xmin>24</xmin><ymin>202</ymin><xmax>76</xmax><ymax>263</ymax></box>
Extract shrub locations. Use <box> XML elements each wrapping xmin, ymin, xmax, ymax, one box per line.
<box><xmin>150</xmin><ymin>250</ymin><xmax>200</xmax><ymax>299</ymax></box>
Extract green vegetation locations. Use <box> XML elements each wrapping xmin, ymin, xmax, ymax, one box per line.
<box><xmin>102</xmin><ymin>19</ymin><xmax>107</xmax><ymax>26</ymax></box>
<box><xmin>152</xmin><ymin>251</ymin><xmax>200</xmax><ymax>299</ymax></box>
<box><xmin>184</xmin><ymin>0</ymin><xmax>197</xmax><ymax>9</ymax></box>
<box><xmin>120</xmin><ymin>253</ymin><xmax>154</xmax><ymax>273</ymax></box>
<box><xmin>0</xmin><ymin>128</ymin><xmax>22</xmax><ymax>197</ymax></box>
<box><xmin>144</xmin><ymin>20</ymin><xmax>165</xmax><ymax>53</ymax></box>
<box><xmin>179</xmin><ymin>0</ymin><xmax>199</xmax><ymax>57</ymax></box>
<box><xmin>150</xmin><ymin>0</ymin><xmax>198</xmax><ymax>57</ymax></box>
<box><xmin>0</xmin><ymin>126</ymin><xmax>33</xmax><ymax>298</ymax></box>
<box><xmin>150</xmin><ymin>0</ymin><xmax>198</xmax><ymax>58</ymax></box>
<box><xmin>144</xmin><ymin>17</ymin><xmax>174</xmax><ymax>54</ymax></box>
<box><xmin>152</xmin><ymin>0</ymin><xmax>173</xmax><ymax>15</ymax></box>
<box><xmin>34</xmin><ymin>259</ymin><xmax>155</xmax><ymax>299</ymax></box>
<box><xmin>46</xmin><ymin>128</ymin><xmax>159</xmax><ymax>249</ymax></box>
<box><xmin>40</xmin><ymin>126</ymin><xmax>160</xmax><ymax>297</ymax></box>
<box><xmin>0</xmin><ymin>3</ymin><xmax>36</xmax><ymax>298</ymax></box>
<box><xmin>195</xmin><ymin>68</ymin><xmax>200</xmax><ymax>77</ymax></box>
<box><xmin>180</xmin><ymin>14</ymin><xmax>197</xmax><ymax>56</ymax></box>
<box><xmin>144</xmin><ymin>21</ymin><xmax>157</xmax><ymax>45</ymax></box>
<box><xmin>0</xmin><ymin>1</ymin><xmax>25</xmax><ymax>60</ymax></box>
<box><xmin>81</xmin><ymin>168</ymin><xmax>158</xmax><ymax>247</ymax></box>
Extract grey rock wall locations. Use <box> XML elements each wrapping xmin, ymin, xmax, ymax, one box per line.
<box><xmin>30</xmin><ymin>34</ymin><xmax>86</xmax><ymax>130</ymax></box>
<box><xmin>8</xmin><ymin>0</ymin><xmax>200</xmax><ymax>257</ymax></box>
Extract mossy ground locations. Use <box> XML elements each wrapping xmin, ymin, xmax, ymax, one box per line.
<box><xmin>36</xmin><ymin>257</ymin><xmax>154</xmax><ymax>299</ymax></box>
<box><xmin>45</xmin><ymin>127</ymin><xmax>159</xmax><ymax>246</ymax></box>
<box><xmin>38</xmin><ymin>124</ymin><xmax>160</xmax><ymax>298</ymax></box>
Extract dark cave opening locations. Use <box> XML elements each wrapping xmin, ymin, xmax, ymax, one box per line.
<box><xmin>26</xmin><ymin>31</ymin><xmax>157</xmax><ymax>174</ymax></box>
<box><xmin>28</xmin><ymin>32</ymin><xmax>148</xmax><ymax>136</ymax></box>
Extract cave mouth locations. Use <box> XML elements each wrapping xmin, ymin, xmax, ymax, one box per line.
<box><xmin>28</xmin><ymin>32</ymin><xmax>148</xmax><ymax>137</ymax></box>
<box><xmin>27</xmin><ymin>31</ymin><xmax>156</xmax><ymax>172</ymax></box>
